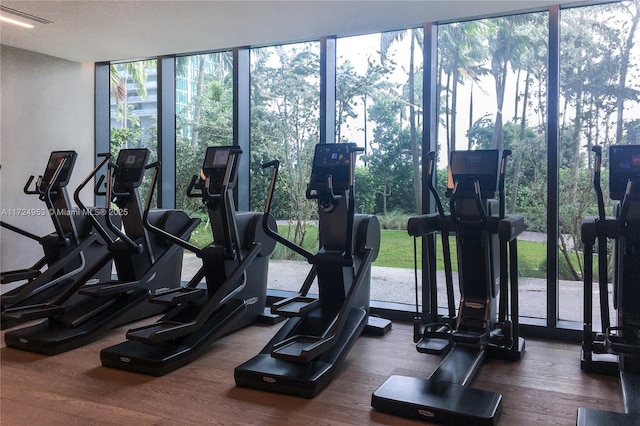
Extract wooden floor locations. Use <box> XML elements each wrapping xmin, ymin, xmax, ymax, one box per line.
<box><xmin>0</xmin><ymin>317</ymin><xmax>623</xmax><ymax>426</ymax></box>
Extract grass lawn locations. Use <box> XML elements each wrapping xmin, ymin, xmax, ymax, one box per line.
<box><xmin>188</xmin><ymin>221</ymin><xmax>558</xmax><ymax>279</ymax></box>
<box><xmin>378</xmin><ymin>231</ymin><xmax>559</xmax><ymax>279</ymax></box>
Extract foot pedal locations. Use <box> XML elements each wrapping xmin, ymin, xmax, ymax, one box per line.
<box><xmin>271</xmin><ymin>334</ymin><xmax>329</xmax><ymax>362</ymax></box>
<box><xmin>256</xmin><ymin>306</ymin><xmax>285</xmax><ymax>325</ymax></box>
<box><xmin>489</xmin><ymin>321</ymin><xmax>513</xmax><ymax>347</ymax></box>
<box><xmin>271</xmin><ymin>296</ymin><xmax>320</xmax><ymax>317</ymax></box>
<box><xmin>127</xmin><ymin>321</ymin><xmax>196</xmax><ymax>344</ymax></box>
<box><xmin>1</xmin><ymin>268</ymin><xmax>41</xmax><ymax>284</ymax></box>
<box><xmin>79</xmin><ymin>281</ymin><xmax>139</xmax><ymax>297</ymax></box>
<box><xmin>364</xmin><ymin>316</ymin><xmax>392</xmax><ymax>336</ymax></box>
<box><xmin>416</xmin><ymin>323</ymin><xmax>453</xmax><ymax>355</ymax></box>
<box><xmin>150</xmin><ymin>287</ymin><xmax>205</xmax><ymax>306</ymax></box>
<box><xmin>453</xmin><ymin>317</ymin><xmax>488</xmax><ymax>345</ymax></box>
<box><xmin>2</xmin><ymin>303</ymin><xmax>65</xmax><ymax>322</ymax></box>
<box><xmin>606</xmin><ymin>326</ymin><xmax>640</xmax><ymax>355</ymax></box>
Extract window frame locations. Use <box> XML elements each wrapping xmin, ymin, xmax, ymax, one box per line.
<box><xmin>94</xmin><ymin>1</ymin><xmax>634</xmax><ymax>342</ymax></box>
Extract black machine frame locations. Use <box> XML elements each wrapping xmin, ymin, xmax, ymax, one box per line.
<box><xmin>3</xmin><ymin>149</ymin><xmax>199</xmax><ymax>355</ymax></box>
<box><xmin>234</xmin><ymin>142</ymin><xmax>389</xmax><ymax>398</ymax></box>
<box><xmin>100</xmin><ymin>146</ymin><xmax>276</xmax><ymax>376</ymax></box>
<box><xmin>371</xmin><ymin>149</ymin><xmax>525</xmax><ymax>425</ymax></box>
<box><xmin>578</xmin><ymin>144</ymin><xmax>640</xmax><ymax>425</ymax></box>
<box><xmin>1</xmin><ymin>151</ymin><xmax>114</xmax><ymax>329</ymax></box>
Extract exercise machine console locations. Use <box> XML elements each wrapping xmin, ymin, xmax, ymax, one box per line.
<box><xmin>578</xmin><ymin>144</ymin><xmax>640</xmax><ymax>425</ymax></box>
<box><xmin>100</xmin><ymin>146</ymin><xmax>276</xmax><ymax>376</ymax></box>
<box><xmin>372</xmin><ymin>149</ymin><xmax>525</xmax><ymax>425</ymax></box>
<box><xmin>234</xmin><ymin>143</ymin><xmax>386</xmax><ymax>398</ymax></box>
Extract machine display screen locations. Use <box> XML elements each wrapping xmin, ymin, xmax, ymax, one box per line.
<box><xmin>609</xmin><ymin>145</ymin><xmax>640</xmax><ymax>200</ymax></box>
<box><xmin>311</xmin><ymin>144</ymin><xmax>350</xmax><ymax>187</ymax></box>
<box><xmin>449</xmin><ymin>150</ymin><xmax>499</xmax><ymax>197</ymax></box>
<box><xmin>42</xmin><ymin>150</ymin><xmax>77</xmax><ymax>186</ymax></box>
<box><xmin>200</xmin><ymin>146</ymin><xmax>237</xmax><ymax>194</ymax></box>
<box><xmin>115</xmin><ymin>149</ymin><xmax>149</xmax><ymax>186</ymax></box>
<box><xmin>203</xmin><ymin>147</ymin><xmax>230</xmax><ymax>172</ymax></box>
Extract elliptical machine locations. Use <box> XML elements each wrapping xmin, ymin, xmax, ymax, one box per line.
<box><xmin>1</xmin><ymin>151</ymin><xmax>114</xmax><ymax>329</ymax></box>
<box><xmin>372</xmin><ymin>149</ymin><xmax>525</xmax><ymax>425</ymax></box>
<box><xmin>578</xmin><ymin>145</ymin><xmax>640</xmax><ymax>424</ymax></box>
<box><xmin>100</xmin><ymin>146</ymin><xmax>276</xmax><ymax>376</ymax></box>
<box><xmin>235</xmin><ymin>142</ymin><xmax>385</xmax><ymax>398</ymax></box>
<box><xmin>4</xmin><ymin>148</ymin><xmax>199</xmax><ymax>355</ymax></box>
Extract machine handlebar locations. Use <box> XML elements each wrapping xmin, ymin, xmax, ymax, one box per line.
<box><xmin>23</xmin><ymin>175</ymin><xmax>40</xmax><ymax>195</ymax></box>
<box><xmin>261</xmin><ymin>159</ymin><xmax>315</xmax><ymax>261</ymax></box>
<box><xmin>142</xmin><ymin>161</ymin><xmax>202</xmax><ymax>255</ymax></box>
<box><xmin>499</xmin><ymin>150</ymin><xmax>512</xmax><ymax>219</ymax></box>
<box><xmin>73</xmin><ymin>153</ymin><xmax>114</xmax><ymax>245</ymax></box>
<box><xmin>426</xmin><ymin>151</ymin><xmax>445</xmax><ymax>217</ymax></box>
<box><xmin>103</xmin><ymin>157</ymin><xmax>143</xmax><ymax>254</ymax></box>
<box><xmin>591</xmin><ymin>146</ymin><xmax>606</xmax><ymax>221</ymax></box>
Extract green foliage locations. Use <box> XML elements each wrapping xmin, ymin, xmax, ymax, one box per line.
<box><xmin>248</xmin><ymin>43</ymin><xmax>321</xmax><ymax>243</ymax></box>
<box><xmin>269</xmin><ymin>224</ymin><xmax>319</xmax><ymax>260</ymax></box>
<box><xmin>354</xmin><ymin>167</ymin><xmax>377</xmax><ymax>214</ymax></box>
<box><xmin>364</xmin><ymin>92</ymin><xmax>416</xmax><ymax>214</ymax></box>
<box><xmin>378</xmin><ymin>211</ymin><xmax>410</xmax><ymax>230</ymax></box>
<box><xmin>188</xmin><ymin>213</ymin><xmax>212</xmax><ymax>248</ymax></box>
<box><xmin>539</xmin><ymin>252</ymin><xmax>583</xmax><ymax>281</ymax></box>
<box><xmin>110</xmin><ymin>127</ymin><xmax>143</xmax><ymax>149</ymax></box>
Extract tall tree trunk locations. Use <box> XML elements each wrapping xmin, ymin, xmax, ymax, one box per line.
<box><xmin>491</xmin><ymin>18</ymin><xmax>514</xmax><ymax>152</ymax></box>
<box><xmin>468</xmin><ymin>82</ymin><xmax>474</xmax><ymax>150</ymax></box>
<box><xmin>510</xmin><ymin>67</ymin><xmax>531</xmax><ymax>213</ymax></box>
<box><xmin>409</xmin><ymin>31</ymin><xmax>421</xmax><ymax>212</ymax></box>
<box><xmin>571</xmin><ymin>83</ymin><xmax>584</xmax><ymax>181</ymax></box>
<box><xmin>615</xmin><ymin>3</ymin><xmax>639</xmax><ymax>143</ymax></box>
<box><xmin>513</xmin><ymin>68</ymin><xmax>521</xmax><ymax>122</ymax></box>
<box><xmin>191</xmin><ymin>57</ymin><xmax>206</xmax><ymax>148</ymax></box>
<box><xmin>122</xmin><ymin>68</ymin><xmax>129</xmax><ymax>148</ymax></box>
<box><xmin>451</xmin><ymin>48</ymin><xmax>460</xmax><ymax>151</ymax></box>
<box><xmin>445</xmin><ymin>71</ymin><xmax>451</xmax><ymax>160</ymax></box>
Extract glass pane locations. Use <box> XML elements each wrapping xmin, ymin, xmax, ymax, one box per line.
<box><xmin>249</xmin><ymin>42</ymin><xmax>321</xmax><ymax>293</ymax></box>
<box><xmin>336</xmin><ymin>29</ymin><xmax>424</xmax><ymax>305</ymax></box>
<box><xmin>559</xmin><ymin>2</ymin><xmax>640</xmax><ymax>328</ymax></box>
<box><xmin>438</xmin><ymin>13</ymin><xmax>548</xmax><ymax>320</ymax></box>
<box><xmin>109</xmin><ymin>60</ymin><xmax>158</xmax><ymax>207</ymax></box>
<box><xmin>175</xmin><ymin>52</ymin><xmax>234</xmax><ymax>248</ymax></box>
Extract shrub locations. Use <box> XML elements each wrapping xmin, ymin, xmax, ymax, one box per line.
<box><xmin>378</xmin><ymin>211</ymin><xmax>411</xmax><ymax>230</ymax></box>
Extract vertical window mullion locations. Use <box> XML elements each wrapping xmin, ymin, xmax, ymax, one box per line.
<box><xmin>95</xmin><ymin>62</ymin><xmax>110</xmax><ymax>207</ymax></box>
<box><xmin>320</xmin><ymin>36</ymin><xmax>337</xmax><ymax>145</ymax></box>
<box><xmin>422</xmin><ymin>22</ymin><xmax>439</xmax><ymax>323</ymax></box>
<box><xmin>547</xmin><ymin>5</ymin><xmax>561</xmax><ymax>328</ymax></box>
<box><xmin>158</xmin><ymin>56</ymin><xmax>176</xmax><ymax>209</ymax></box>
<box><xmin>234</xmin><ymin>47</ymin><xmax>251</xmax><ymax>211</ymax></box>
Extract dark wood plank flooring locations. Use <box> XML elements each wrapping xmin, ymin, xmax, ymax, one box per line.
<box><xmin>1</xmin><ymin>318</ymin><xmax>623</xmax><ymax>425</ymax></box>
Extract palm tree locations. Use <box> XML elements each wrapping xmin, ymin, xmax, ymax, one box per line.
<box><xmin>110</xmin><ymin>61</ymin><xmax>153</xmax><ymax>130</ymax></box>
<box><xmin>438</xmin><ymin>21</ymin><xmax>490</xmax><ymax>153</ymax></box>
<box><xmin>380</xmin><ymin>28</ymin><xmax>423</xmax><ymax>213</ymax></box>
<box><xmin>614</xmin><ymin>1</ymin><xmax>639</xmax><ymax>143</ymax></box>
<box><xmin>176</xmin><ymin>52</ymin><xmax>234</xmax><ymax>148</ymax></box>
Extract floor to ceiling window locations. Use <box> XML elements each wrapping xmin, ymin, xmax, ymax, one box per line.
<box><xmin>174</xmin><ymin>52</ymin><xmax>234</xmax><ymax>248</ymax></box>
<box><xmin>248</xmin><ymin>42</ymin><xmax>322</xmax><ymax>293</ymax></box>
<box><xmin>97</xmin><ymin>0</ymin><xmax>640</xmax><ymax>338</ymax></box>
<box><xmin>109</xmin><ymin>59</ymin><xmax>158</xmax><ymax>206</ymax></box>
<box><xmin>559</xmin><ymin>2</ymin><xmax>640</xmax><ymax>329</ymax></box>
<box><xmin>436</xmin><ymin>13</ymin><xmax>549</xmax><ymax>320</ymax></box>
<box><xmin>335</xmin><ymin>30</ymin><xmax>424</xmax><ymax>305</ymax></box>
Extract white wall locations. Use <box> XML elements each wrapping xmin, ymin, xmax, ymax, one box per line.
<box><xmin>0</xmin><ymin>45</ymin><xmax>95</xmax><ymax>272</ymax></box>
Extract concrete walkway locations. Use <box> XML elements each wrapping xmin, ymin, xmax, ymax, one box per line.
<box><xmin>181</xmin><ymin>253</ymin><xmax>613</xmax><ymax>327</ymax></box>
